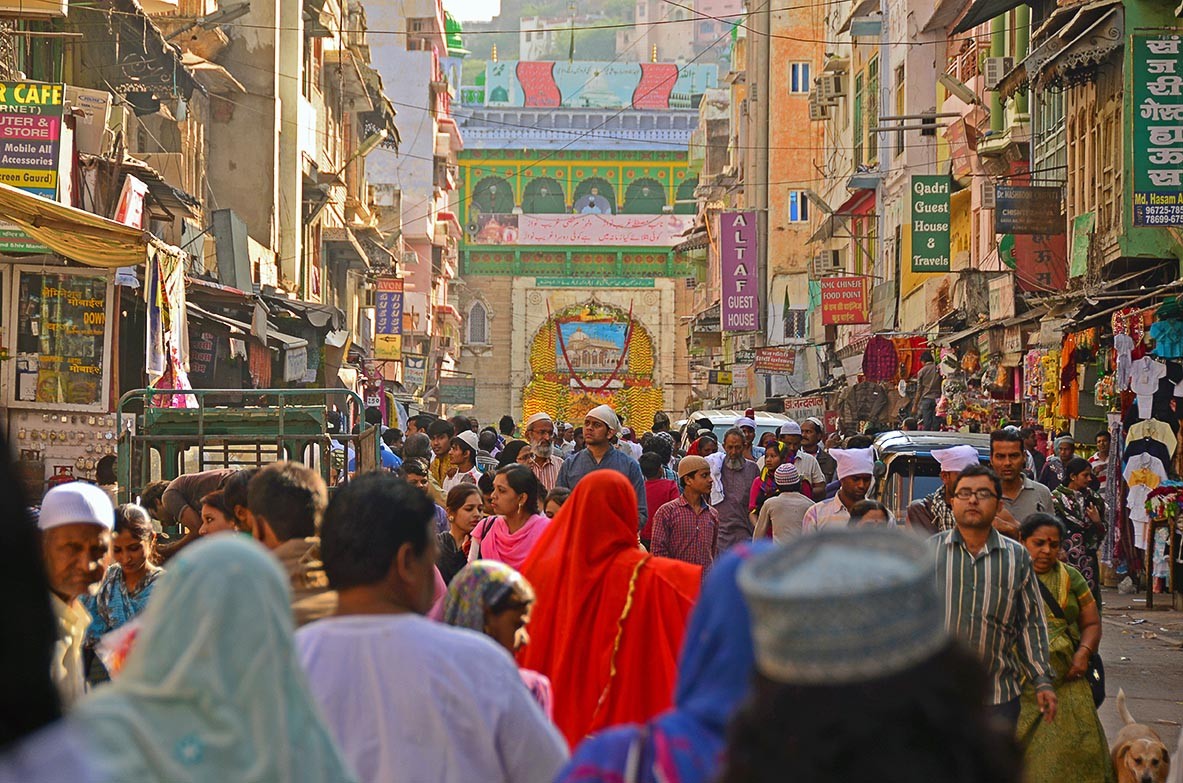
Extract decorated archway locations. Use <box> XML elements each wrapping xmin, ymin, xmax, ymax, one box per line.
<box><xmin>523</xmin><ymin>300</ymin><xmax>664</xmax><ymax>426</ymax></box>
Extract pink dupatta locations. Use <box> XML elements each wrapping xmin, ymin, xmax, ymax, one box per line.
<box><xmin>475</xmin><ymin>513</ymin><xmax>550</xmax><ymax>570</ymax></box>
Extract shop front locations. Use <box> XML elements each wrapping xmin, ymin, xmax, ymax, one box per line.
<box><xmin>0</xmin><ymin>182</ymin><xmax>188</xmax><ymax>500</ymax></box>
<box><xmin>1047</xmin><ymin>265</ymin><xmax>1183</xmax><ymax>608</ymax></box>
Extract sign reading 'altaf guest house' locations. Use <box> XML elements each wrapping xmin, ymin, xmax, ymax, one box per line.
<box><xmin>721</xmin><ymin>210</ymin><xmax>758</xmax><ymax>332</ymax></box>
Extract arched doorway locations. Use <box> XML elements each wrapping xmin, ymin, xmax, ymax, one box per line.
<box><xmin>471</xmin><ymin>176</ymin><xmax>514</xmax><ymax>214</ymax></box>
<box><xmin>674</xmin><ymin>177</ymin><xmax>698</xmax><ymax>214</ymax></box>
<box><xmin>622</xmin><ymin>177</ymin><xmax>667</xmax><ymax>214</ymax></box>
<box><xmin>521</xmin><ymin>177</ymin><xmax>566</xmax><ymax>213</ymax></box>
<box><xmin>572</xmin><ymin>177</ymin><xmax>616</xmax><ymax>214</ymax></box>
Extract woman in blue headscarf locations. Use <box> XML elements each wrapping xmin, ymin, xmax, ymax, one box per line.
<box><xmin>554</xmin><ymin>541</ymin><xmax>771</xmax><ymax>783</ymax></box>
<box><xmin>72</xmin><ymin>535</ymin><xmax>358</xmax><ymax>783</ymax></box>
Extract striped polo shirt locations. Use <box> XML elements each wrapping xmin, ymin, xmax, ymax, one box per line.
<box><xmin>930</xmin><ymin>527</ymin><xmax>1054</xmax><ymax>705</ymax></box>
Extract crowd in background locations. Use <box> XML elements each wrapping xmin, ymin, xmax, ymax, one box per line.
<box><xmin>5</xmin><ymin>403</ymin><xmax>1179</xmax><ymax>783</ymax></box>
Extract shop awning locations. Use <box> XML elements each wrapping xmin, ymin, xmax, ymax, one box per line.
<box><xmin>0</xmin><ymin>182</ymin><xmax>177</xmax><ymax>268</ymax></box>
<box><xmin>187</xmin><ymin>302</ymin><xmax>308</xmax><ymax>351</ymax></box>
<box><xmin>322</xmin><ymin>226</ymin><xmax>369</xmax><ymax>268</ymax></box>
<box><xmin>952</xmin><ymin>0</ymin><xmax>1025</xmax><ymax>33</ymax></box>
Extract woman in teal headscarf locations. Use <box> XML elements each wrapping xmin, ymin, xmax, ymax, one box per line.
<box><xmin>72</xmin><ymin>535</ymin><xmax>358</xmax><ymax>783</ymax></box>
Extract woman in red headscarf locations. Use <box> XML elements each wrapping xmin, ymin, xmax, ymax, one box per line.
<box><xmin>519</xmin><ymin>470</ymin><xmax>702</xmax><ymax>747</ymax></box>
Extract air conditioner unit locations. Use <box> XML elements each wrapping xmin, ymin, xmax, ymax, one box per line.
<box><xmin>817</xmin><ymin>73</ymin><xmax>846</xmax><ymax>100</ymax></box>
<box><xmin>808</xmin><ymin>93</ymin><xmax>832</xmax><ymax>121</ymax></box>
<box><xmin>401</xmin><ymin>251</ymin><xmax>420</xmax><ymax>268</ymax></box>
<box><xmin>980</xmin><ymin>180</ymin><xmax>997</xmax><ymax>209</ymax></box>
<box><xmin>983</xmin><ymin>57</ymin><xmax>1014</xmax><ymax>90</ymax></box>
<box><xmin>811</xmin><ymin>249</ymin><xmax>843</xmax><ymax>277</ymax></box>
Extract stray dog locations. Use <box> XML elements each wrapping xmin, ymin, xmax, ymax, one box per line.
<box><xmin>1112</xmin><ymin>689</ymin><xmax>1171</xmax><ymax>783</ymax></box>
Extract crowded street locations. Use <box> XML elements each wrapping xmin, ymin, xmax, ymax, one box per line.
<box><xmin>2</xmin><ymin>0</ymin><xmax>1183</xmax><ymax>779</ymax></box>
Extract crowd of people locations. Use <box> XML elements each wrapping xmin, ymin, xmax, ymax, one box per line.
<box><xmin>6</xmin><ymin>403</ymin><xmax>1177</xmax><ymax>783</ymax></box>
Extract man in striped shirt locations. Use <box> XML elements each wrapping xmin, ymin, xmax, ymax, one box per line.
<box><xmin>930</xmin><ymin>464</ymin><xmax>1057</xmax><ymax>729</ymax></box>
<box><xmin>523</xmin><ymin>412</ymin><xmax>565</xmax><ymax>492</ymax></box>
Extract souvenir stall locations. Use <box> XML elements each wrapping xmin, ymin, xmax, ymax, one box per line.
<box><xmin>936</xmin><ymin>340</ymin><xmax>1022</xmax><ymax>432</ymax></box>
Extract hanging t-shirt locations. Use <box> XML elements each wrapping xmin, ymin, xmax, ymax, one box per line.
<box><xmin>1123</xmin><ymin>452</ymin><xmax>1167</xmax><ymax>549</ymax></box>
<box><xmin>1115</xmin><ymin>333</ymin><xmax>1135</xmax><ymax>391</ymax></box>
<box><xmin>1125</xmin><ymin>437</ymin><xmax>1172</xmax><ymax>468</ymax></box>
<box><xmin>1129</xmin><ymin>356</ymin><xmax>1167</xmax><ymax>419</ymax></box>
<box><xmin>1127</xmin><ymin>419</ymin><xmax>1178</xmax><ymax>457</ymax></box>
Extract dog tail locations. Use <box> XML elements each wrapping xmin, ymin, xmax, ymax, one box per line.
<box><xmin>1117</xmin><ymin>688</ymin><xmax>1136</xmax><ymax>725</ymax></box>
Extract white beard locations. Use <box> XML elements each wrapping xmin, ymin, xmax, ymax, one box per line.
<box><xmin>532</xmin><ymin>441</ymin><xmax>552</xmax><ymax>460</ymax></box>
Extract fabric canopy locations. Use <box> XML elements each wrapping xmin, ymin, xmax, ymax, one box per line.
<box><xmin>0</xmin><ymin>182</ymin><xmax>165</xmax><ymax>268</ymax></box>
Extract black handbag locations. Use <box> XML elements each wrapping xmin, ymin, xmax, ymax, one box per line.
<box><xmin>1037</xmin><ymin>578</ymin><xmax>1105</xmax><ymax>707</ymax></box>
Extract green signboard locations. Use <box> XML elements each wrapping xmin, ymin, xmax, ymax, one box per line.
<box><xmin>910</xmin><ymin>175</ymin><xmax>950</xmax><ymax>272</ymax></box>
<box><xmin>533</xmin><ymin>277</ymin><xmax>656</xmax><ymax>288</ymax></box>
<box><xmin>438</xmin><ymin>375</ymin><xmax>476</xmax><ymax>406</ymax></box>
<box><xmin>0</xmin><ymin>81</ymin><xmax>64</xmax><ymax>253</ymax></box>
<box><xmin>1132</xmin><ymin>35</ymin><xmax>1183</xmax><ymax>227</ymax></box>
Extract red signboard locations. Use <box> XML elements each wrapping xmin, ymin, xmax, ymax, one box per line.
<box><xmin>754</xmin><ymin>347</ymin><xmax>796</xmax><ymax>374</ymax></box>
<box><xmin>820</xmin><ymin>277</ymin><xmax>870</xmax><ymax>325</ymax></box>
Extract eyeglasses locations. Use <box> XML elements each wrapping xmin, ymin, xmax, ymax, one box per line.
<box><xmin>954</xmin><ymin>489</ymin><xmax>998</xmax><ymax>501</ymax></box>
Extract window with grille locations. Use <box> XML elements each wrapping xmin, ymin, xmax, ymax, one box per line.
<box><xmin>467</xmin><ymin>300</ymin><xmax>488</xmax><ymax>344</ymax></box>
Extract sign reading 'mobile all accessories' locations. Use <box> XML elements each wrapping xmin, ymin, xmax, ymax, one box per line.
<box><xmin>1132</xmin><ymin>34</ymin><xmax>1183</xmax><ymax>227</ymax></box>
<box><xmin>0</xmin><ymin>81</ymin><xmax>64</xmax><ymax>253</ymax></box>
<box><xmin>720</xmin><ymin>210</ymin><xmax>759</xmax><ymax>332</ymax></box>
<box><xmin>910</xmin><ymin>175</ymin><xmax>950</xmax><ymax>272</ymax></box>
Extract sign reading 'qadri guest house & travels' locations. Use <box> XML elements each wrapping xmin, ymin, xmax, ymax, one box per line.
<box><xmin>910</xmin><ymin>175</ymin><xmax>950</xmax><ymax>273</ymax></box>
<box><xmin>721</xmin><ymin>210</ymin><xmax>758</xmax><ymax>332</ymax></box>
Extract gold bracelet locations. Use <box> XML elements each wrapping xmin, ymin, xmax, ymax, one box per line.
<box><xmin>1078</xmin><ymin>643</ymin><xmax>1094</xmax><ymax>655</ymax></box>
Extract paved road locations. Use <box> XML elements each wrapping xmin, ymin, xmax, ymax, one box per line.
<box><xmin>1096</xmin><ymin>589</ymin><xmax>1182</xmax><ymax>751</ymax></box>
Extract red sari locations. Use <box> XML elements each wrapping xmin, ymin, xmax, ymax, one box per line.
<box><xmin>519</xmin><ymin>470</ymin><xmax>701</xmax><ymax>748</ymax></box>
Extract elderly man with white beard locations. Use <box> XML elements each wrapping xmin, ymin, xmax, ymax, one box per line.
<box><xmin>523</xmin><ymin>412</ymin><xmax>566</xmax><ymax>493</ymax></box>
<box><xmin>705</xmin><ymin>427</ymin><xmax>761</xmax><ymax>554</ymax></box>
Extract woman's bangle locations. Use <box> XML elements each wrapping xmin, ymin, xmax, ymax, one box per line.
<box><xmin>1078</xmin><ymin>643</ymin><xmax>1094</xmax><ymax>655</ymax></box>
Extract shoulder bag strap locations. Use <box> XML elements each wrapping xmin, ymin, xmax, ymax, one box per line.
<box><xmin>1036</xmin><ymin>577</ymin><xmax>1066</xmax><ymax>620</ymax></box>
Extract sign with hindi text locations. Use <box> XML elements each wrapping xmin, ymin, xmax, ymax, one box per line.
<box><xmin>910</xmin><ymin>175</ymin><xmax>950</xmax><ymax>272</ymax></box>
<box><xmin>720</xmin><ymin>211</ymin><xmax>759</xmax><ymax>332</ymax></box>
<box><xmin>1132</xmin><ymin>34</ymin><xmax>1183</xmax><ymax>226</ymax></box>
<box><xmin>754</xmin><ymin>347</ymin><xmax>797</xmax><ymax>374</ymax></box>
<box><xmin>820</xmin><ymin>277</ymin><xmax>870</xmax><ymax>325</ymax></box>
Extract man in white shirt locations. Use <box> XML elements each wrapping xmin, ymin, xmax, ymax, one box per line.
<box><xmin>296</xmin><ymin>473</ymin><xmax>567</xmax><ymax>783</ymax></box>
<box><xmin>803</xmin><ymin>447</ymin><xmax>875</xmax><ymax>532</ymax></box>
<box><xmin>38</xmin><ymin>482</ymin><xmax>114</xmax><ymax>707</ymax></box>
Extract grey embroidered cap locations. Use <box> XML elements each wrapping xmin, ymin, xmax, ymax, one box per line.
<box><xmin>737</xmin><ymin>527</ymin><xmax>947</xmax><ymax>685</ymax></box>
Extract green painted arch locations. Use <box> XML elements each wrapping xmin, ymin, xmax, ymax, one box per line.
<box><xmin>521</xmin><ymin>177</ymin><xmax>566</xmax><ymax>214</ymax></box>
<box><xmin>471</xmin><ymin>176</ymin><xmax>515</xmax><ymax>214</ymax></box>
<box><xmin>622</xmin><ymin>177</ymin><xmax>667</xmax><ymax>214</ymax></box>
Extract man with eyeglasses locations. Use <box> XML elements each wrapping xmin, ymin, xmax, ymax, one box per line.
<box><xmin>523</xmin><ymin>412</ymin><xmax>565</xmax><ymax>492</ymax></box>
<box><xmin>930</xmin><ymin>463</ymin><xmax>1056</xmax><ymax>731</ymax></box>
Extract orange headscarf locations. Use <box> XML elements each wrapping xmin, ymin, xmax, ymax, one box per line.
<box><xmin>519</xmin><ymin>470</ymin><xmax>701</xmax><ymax>747</ymax></box>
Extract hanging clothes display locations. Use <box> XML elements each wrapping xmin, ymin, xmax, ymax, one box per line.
<box><xmin>1128</xmin><ymin>356</ymin><xmax>1167</xmax><ymax>420</ymax></box>
<box><xmin>862</xmin><ymin>336</ymin><xmax>899</xmax><ymax>383</ymax></box>
<box><xmin>1124</xmin><ymin>452</ymin><xmax>1168</xmax><ymax>550</ymax></box>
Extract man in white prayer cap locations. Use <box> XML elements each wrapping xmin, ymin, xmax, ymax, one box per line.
<box><xmin>906</xmin><ymin>445</ymin><xmax>981</xmax><ymax>534</ymax></box>
<box><xmin>802</xmin><ymin>447</ymin><xmax>877</xmax><ymax>533</ymax></box>
<box><xmin>556</xmin><ymin>404</ymin><xmax>647</xmax><ymax>529</ymax></box>
<box><xmin>734</xmin><ymin>416</ymin><xmax>763</xmax><ymax>460</ymax></box>
<box><xmin>38</xmin><ymin>482</ymin><xmax>114</xmax><ymax>707</ymax></box>
<box><xmin>523</xmin><ymin>412</ymin><xmax>565</xmax><ymax>492</ymax></box>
